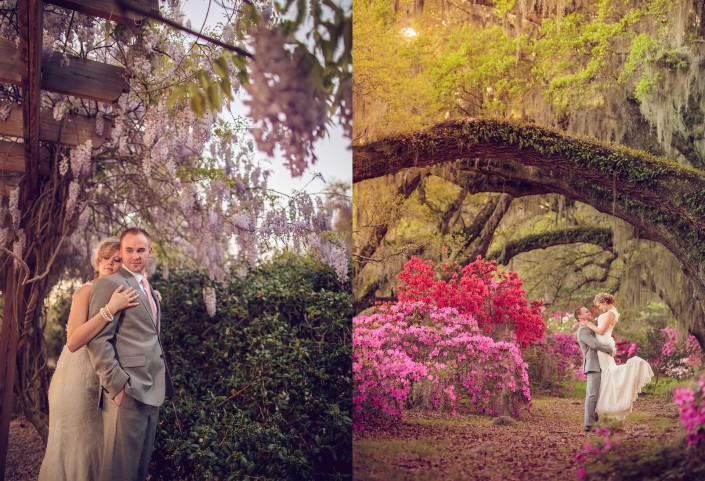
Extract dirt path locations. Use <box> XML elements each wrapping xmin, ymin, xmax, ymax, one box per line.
<box><xmin>353</xmin><ymin>393</ymin><xmax>680</xmax><ymax>481</ymax></box>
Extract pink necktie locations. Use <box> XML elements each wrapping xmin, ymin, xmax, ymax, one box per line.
<box><xmin>140</xmin><ymin>277</ymin><xmax>159</xmax><ymax>332</ymax></box>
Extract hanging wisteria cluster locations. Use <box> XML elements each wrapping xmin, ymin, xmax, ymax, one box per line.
<box><xmin>243</xmin><ymin>19</ymin><xmax>328</xmax><ymax>177</ymax></box>
<box><xmin>0</xmin><ymin>0</ymin><xmax>351</xmax><ymax>307</ymax></box>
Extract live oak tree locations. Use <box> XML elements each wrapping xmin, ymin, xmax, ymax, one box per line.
<box><xmin>353</xmin><ymin>118</ymin><xmax>705</xmax><ymax>346</ymax></box>
<box><xmin>353</xmin><ymin>0</ymin><xmax>705</xmax><ymax>344</ymax></box>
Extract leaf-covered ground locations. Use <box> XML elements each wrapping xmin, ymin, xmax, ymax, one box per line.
<box><xmin>4</xmin><ymin>417</ymin><xmax>43</xmax><ymax>480</ymax></box>
<box><xmin>353</xmin><ymin>385</ymin><xmax>681</xmax><ymax>481</ymax></box>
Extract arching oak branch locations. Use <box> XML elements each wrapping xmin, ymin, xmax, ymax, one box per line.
<box><xmin>354</xmin><ymin>118</ymin><xmax>705</xmax><ymax>346</ymax></box>
<box><xmin>487</xmin><ymin>227</ymin><xmax>613</xmax><ymax>264</ymax></box>
<box><xmin>353</xmin><ymin>118</ymin><xmax>705</xmax><ymax>234</ymax></box>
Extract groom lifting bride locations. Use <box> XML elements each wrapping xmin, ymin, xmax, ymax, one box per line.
<box><xmin>574</xmin><ymin>306</ymin><xmax>615</xmax><ymax>432</ymax></box>
<box><xmin>574</xmin><ymin>294</ymin><xmax>654</xmax><ymax>432</ymax></box>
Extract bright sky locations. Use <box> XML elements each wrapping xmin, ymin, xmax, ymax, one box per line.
<box><xmin>180</xmin><ymin>1</ymin><xmax>352</xmax><ymax>196</ymax></box>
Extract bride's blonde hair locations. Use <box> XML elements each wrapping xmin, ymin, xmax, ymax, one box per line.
<box><xmin>91</xmin><ymin>237</ymin><xmax>121</xmax><ymax>276</ymax></box>
<box><xmin>593</xmin><ymin>292</ymin><xmax>615</xmax><ymax>306</ymax></box>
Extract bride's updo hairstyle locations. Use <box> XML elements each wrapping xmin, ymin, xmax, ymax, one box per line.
<box><xmin>593</xmin><ymin>292</ymin><xmax>615</xmax><ymax>306</ymax></box>
<box><xmin>92</xmin><ymin>237</ymin><xmax>121</xmax><ymax>276</ymax></box>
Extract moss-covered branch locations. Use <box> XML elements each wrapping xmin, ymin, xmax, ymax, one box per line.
<box><xmin>354</xmin><ymin>118</ymin><xmax>705</xmax><ymax>343</ymax></box>
<box><xmin>353</xmin><ymin>172</ymin><xmax>422</xmax><ymax>275</ymax></box>
<box><xmin>487</xmin><ymin>227</ymin><xmax>613</xmax><ymax>264</ymax></box>
<box><xmin>354</xmin><ymin>117</ymin><xmax>705</xmax><ymax>234</ymax></box>
<box><xmin>460</xmin><ymin>194</ymin><xmax>513</xmax><ymax>262</ymax></box>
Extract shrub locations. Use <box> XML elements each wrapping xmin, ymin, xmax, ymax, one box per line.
<box><xmin>149</xmin><ymin>253</ymin><xmax>351</xmax><ymax>480</ymax></box>
<box><xmin>673</xmin><ymin>376</ymin><xmax>705</xmax><ymax>446</ymax></box>
<box><xmin>578</xmin><ymin>433</ymin><xmax>705</xmax><ymax>481</ymax></box>
<box><xmin>524</xmin><ymin>332</ymin><xmax>584</xmax><ymax>395</ymax></box>
<box><xmin>397</xmin><ymin>256</ymin><xmax>545</xmax><ymax>346</ymax></box>
<box><xmin>639</xmin><ymin>324</ymin><xmax>702</xmax><ymax>380</ymax></box>
<box><xmin>614</xmin><ymin>339</ymin><xmax>639</xmax><ymax>365</ymax></box>
<box><xmin>576</xmin><ymin>377</ymin><xmax>705</xmax><ymax>480</ymax></box>
<box><xmin>353</xmin><ymin>301</ymin><xmax>531</xmax><ymax>430</ymax></box>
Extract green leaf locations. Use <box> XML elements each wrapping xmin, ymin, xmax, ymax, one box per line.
<box><xmin>189</xmin><ymin>83</ymin><xmax>205</xmax><ymax>117</ymax></box>
<box><xmin>213</xmin><ymin>55</ymin><xmax>229</xmax><ymax>79</ymax></box>
<box><xmin>220</xmin><ymin>77</ymin><xmax>234</xmax><ymax>101</ymax></box>
<box><xmin>232</xmin><ymin>55</ymin><xmax>248</xmax><ymax>71</ymax></box>
<box><xmin>167</xmin><ymin>84</ymin><xmax>188</xmax><ymax>111</ymax></box>
<box><xmin>205</xmin><ymin>83</ymin><xmax>222</xmax><ymax>111</ymax></box>
<box><xmin>197</xmin><ymin>69</ymin><xmax>210</xmax><ymax>88</ymax></box>
<box><xmin>236</xmin><ymin>69</ymin><xmax>250</xmax><ymax>86</ymax></box>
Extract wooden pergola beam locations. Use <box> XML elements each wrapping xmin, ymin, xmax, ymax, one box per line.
<box><xmin>18</xmin><ymin>0</ymin><xmax>41</xmax><ymax>188</ymax></box>
<box><xmin>0</xmin><ymin>38</ymin><xmax>129</xmax><ymax>103</ymax></box>
<box><xmin>0</xmin><ymin>141</ymin><xmax>26</xmax><ymax>173</ymax></box>
<box><xmin>45</xmin><ymin>0</ymin><xmax>158</xmax><ymax>25</ymax></box>
<box><xmin>42</xmin><ymin>53</ymin><xmax>129</xmax><ymax>103</ymax></box>
<box><xmin>0</xmin><ymin>103</ymin><xmax>113</xmax><ymax>147</ymax></box>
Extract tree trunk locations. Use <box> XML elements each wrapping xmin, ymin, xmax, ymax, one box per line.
<box><xmin>354</xmin><ymin>118</ymin><xmax>705</xmax><ymax>345</ymax></box>
<box><xmin>0</xmin><ymin>266</ymin><xmax>24</xmax><ymax>479</ymax></box>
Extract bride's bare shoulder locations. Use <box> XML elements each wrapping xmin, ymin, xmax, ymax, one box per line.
<box><xmin>607</xmin><ymin>308</ymin><xmax>619</xmax><ymax>325</ymax></box>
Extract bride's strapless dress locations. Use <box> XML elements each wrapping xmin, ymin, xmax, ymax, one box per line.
<box><xmin>38</xmin><ymin>286</ymin><xmax>103</xmax><ymax>480</ymax></box>
<box><xmin>595</xmin><ymin>309</ymin><xmax>654</xmax><ymax>420</ymax></box>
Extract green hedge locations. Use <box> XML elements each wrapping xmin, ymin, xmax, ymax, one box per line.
<box><xmin>149</xmin><ymin>253</ymin><xmax>351</xmax><ymax>480</ymax></box>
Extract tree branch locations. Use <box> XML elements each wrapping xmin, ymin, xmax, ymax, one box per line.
<box><xmin>487</xmin><ymin>227</ymin><xmax>613</xmax><ymax>264</ymax></box>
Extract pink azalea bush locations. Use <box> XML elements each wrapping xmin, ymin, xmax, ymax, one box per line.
<box><xmin>397</xmin><ymin>256</ymin><xmax>545</xmax><ymax>346</ymax></box>
<box><xmin>614</xmin><ymin>339</ymin><xmax>640</xmax><ymax>365</ymax></box>
<box><xmin>548</xmin><ymin>332</ymin><xmax>585</xmax><ymax>381</ymax></box>
<box><xmin>353</xmin><ymin>301</ymin><xmax>531</xmax><ymax>430</ymax></box>
<box><xmin>524</xmin><ymin>332</ymin><xmax>585</xmax><ymax>395</ymax></box>
<box><xmin>650</xmin><ymin>328</ymin><xmax>703</xmax><ymax>379</ymax></box>
<box><xmin>672</xmin><ymin>376</ymin><xmax>705</xmax><ymax>446</ymax></box>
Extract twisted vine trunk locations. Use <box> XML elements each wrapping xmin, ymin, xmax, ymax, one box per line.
<box><xmin>0</xmin><ymin>150</ymin><xmax>81</xmax><ymax>472</ymax></box>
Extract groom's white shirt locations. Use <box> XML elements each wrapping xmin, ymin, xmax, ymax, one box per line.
<box><xmin>122</xmin><ymin>265</ymin><xmax>146</xmax><ymax>291</ymax></box>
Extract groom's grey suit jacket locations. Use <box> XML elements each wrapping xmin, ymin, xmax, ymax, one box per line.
<box><xmin>87</xmin><ymin>266</ymin><xmax>174</xmax><ymax>407</ymax></box>
<box><xmin>576</xmin><ymin>325</ymin><xmax>613</xmax><ymax>373</ymax></box>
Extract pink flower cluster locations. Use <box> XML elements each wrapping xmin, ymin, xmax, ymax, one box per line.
<box><xmin>672</xmin><ymin>376</ymin><xmax>705</xmax><ymax>446</ymax></box>
<box><xmin>529</xmin><ymin>332</ymin><xmax>586</xmax><ymax>389</ymax></box>
<box><xmin>397</xmin><ymin>256</ymin><xmax>545</xmax><ymax>346</ymax></box>
<box><xmin>353</xmin><ymin>301</ymin><xmax>531</xmax><ymax>431</ymax></box>
<box><xmin>655</xmin><ymin>328</ymin><xmax>702</xmax><ymax>379</ymax></box>
<box><xmin>575</xmin><ymin>427</ymin><xmax>614</xmax><ymax>480</ymax></box>
<box><xmin>614</xmin><ymin>339</ymin><xmax>639</xmax><ymax>365</ymax></box>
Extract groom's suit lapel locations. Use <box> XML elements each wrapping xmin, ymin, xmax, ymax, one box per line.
<box><xmin>118</xmin><ymin>266</ymin><xmax>157</xmax><ymax>330</ymax></box>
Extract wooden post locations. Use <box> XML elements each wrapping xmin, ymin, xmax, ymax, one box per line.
<box><xmin>0</xmin><ymin>1</ymin><xmax>42</xmax><ymax>477</ymax></box>
<box><xmin>0</xmin><ymin>267</ymin><xmax>23</xmax><ymax>480</ymax></box>
<box><xmin>19</xmin><ymin>0</ymin><xmax>42</xmax><ymax>184</ymax></box>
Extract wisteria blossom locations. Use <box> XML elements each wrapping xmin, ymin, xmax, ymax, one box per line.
<box><xmin>203</xmin><ymin>287</ymin><xmax>217</xmax><ymax>318</ymax></box>
<box><xmin>244</xmin><ymin>20</ymin><xmax>328</xmax><ymax>177</ymax></box>
<box><xmin>0</xmin><ymin>0</ymin><xmax>351</xmax><ymax>318</ymax></box>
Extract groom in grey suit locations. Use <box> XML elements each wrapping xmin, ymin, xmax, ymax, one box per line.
<box><xmin>87</xmin><ymin>228</ymin><xmax>174</xmax><ymax>481</ymax></box>
<box><xmin>574</xmin><ymin>306</ymin><xmax>614</xmax><ymax>432</ymax></box>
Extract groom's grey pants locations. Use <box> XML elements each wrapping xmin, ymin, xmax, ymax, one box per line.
<box><xmin>99</xmin><ymin>393</ymin><xmax>160</xmax><ymax>481</ymax></box>
<box><xmin>585</xmin><ymin>371</ymin><xmax>601</xmax><ymax>426</ymax></box>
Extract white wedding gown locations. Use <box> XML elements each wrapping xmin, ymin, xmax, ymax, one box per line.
<box><xmin>38</xmin><ymin>284</ymin><xmax>103</xmax><ymax>480</ymax></box>
<box><xmin>595</xmin><ymin>308</ymin><xmax>654</xmax><ymax>420</ymax></box>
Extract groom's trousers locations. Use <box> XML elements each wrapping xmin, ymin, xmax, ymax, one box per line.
<box><xmin>585</xmin><ymin>371</ymin><xmax>601</xmax><ymax>427</ymax></box>
<box><xmin>99</xmin><ymin>393</ymin><xmax>160</xmax><ymax>481</ymax></box>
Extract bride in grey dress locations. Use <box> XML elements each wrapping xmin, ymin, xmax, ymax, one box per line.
<box><xmin>38</xmin><ymin>238</ymin><xmax>139</xmax><ymax>480</ymax></box>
